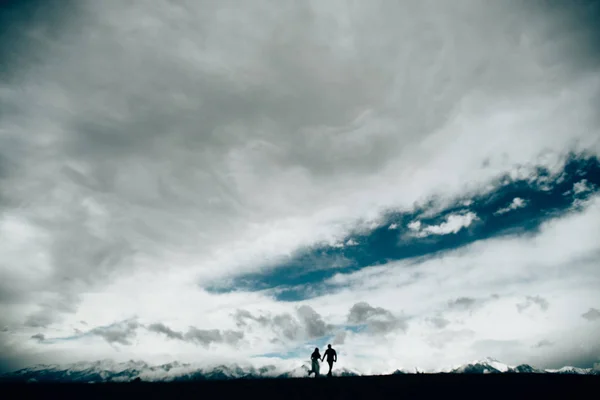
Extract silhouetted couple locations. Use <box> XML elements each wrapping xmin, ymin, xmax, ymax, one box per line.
<box><xmin>308</xmin><ymin>344</ymin><xmax>337</xmax><ymax>378</ymax></box>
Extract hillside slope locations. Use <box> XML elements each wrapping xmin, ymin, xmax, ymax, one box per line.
<box><xmin>1</xmin><ymin>373</ymin><xmax>598</xmax><ymax>400</ymax></box>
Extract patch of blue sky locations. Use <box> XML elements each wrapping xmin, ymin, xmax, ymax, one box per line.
<box><xmin>254</xmin><ymin>334</ymin><xmax>336</xmax><ymax>360</ymax></box>
<box><xmin>344</xmin><ymin>324</ymin><xmax>368</xmax><ymax>334</ymax></box>
<box><xmin>205</xmin><ymin>154</ymin><xmax>600</xmax><ymax>301</ymax></box>
<box><xmin>256</xmin><ymin>350</ymin><xmax>304</xmax><ymax>360</ymax></box>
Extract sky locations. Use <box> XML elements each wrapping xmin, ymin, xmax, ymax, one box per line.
<box><xmin>1</xmin><ymin>0</ymin><xmax>600</xmax><ymax>375</ymax></box>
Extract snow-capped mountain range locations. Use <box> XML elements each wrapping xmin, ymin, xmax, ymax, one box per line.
<box><xmin>1</xmin><ymin>357</ymin><xmax>598</xmax><ymax>383</ymax></box>
<box><xmin>393</xmin><ymin>357</ymin><xmax>598</xmax><ymax>375</ymax></box>
<box><xmin>0</xmin><ymin>359</ymin><xmax>361</xmax><ymax>383</ymax></box>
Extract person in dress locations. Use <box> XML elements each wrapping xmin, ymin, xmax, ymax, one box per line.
<box><xmin>307</xmin><ymin>347</ymin><xmax>321</xmax><ymax>377</ymax></box>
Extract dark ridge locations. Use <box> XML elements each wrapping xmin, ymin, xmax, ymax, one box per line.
<box><xmin>1</xmin><ymin>374</ymin><xmax>598</xmax><ymax>400</ymax></box>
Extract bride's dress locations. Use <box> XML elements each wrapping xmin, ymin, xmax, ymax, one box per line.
<box><xmin>311</xmin><ymin>358</ymin><xmax>320</xmax><ymax>375</ymax></box>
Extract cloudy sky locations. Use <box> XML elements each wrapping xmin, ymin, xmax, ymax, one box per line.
<box><xmin>1</xmin><ymin>0</ymin><xmax>599</xmax><ymax>375</ymax></box>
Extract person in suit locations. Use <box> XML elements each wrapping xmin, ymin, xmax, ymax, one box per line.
<box><xmin>322</xmin><ymin>344</ymin><xmax>337</xmax><ymax>377</ymax></box>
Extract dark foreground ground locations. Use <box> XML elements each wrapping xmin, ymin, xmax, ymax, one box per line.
<box><xmin>2</xmin><ymin>374</ymin><xmax>598</xmax><ymax>399</ymax></box>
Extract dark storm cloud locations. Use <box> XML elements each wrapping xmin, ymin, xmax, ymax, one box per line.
<box><xmin>233</xmin><ymin>310</ymin><xmax>271</xmax><ymax>328</ymax></box>
<box><xmin>0</xmin><ymin>337</ymin><xmax>59</xmax><ymax>374</ymax></box>
<box><xmin>90</xmin><ymin>320</ymin><xmax>140</xmax><ymax>346</ymax></box>
<box><xmin>30</xmin><ymin>333</ymin><xmax>45</xmax><ymax>342</ymax></box>
<box><xmin>296</xmin><ymin>305</ymin><xmax>333</xmax><ymax>338</ymax></box>
<box><xmin>347</xmin><ymin>302</ymin><xmax>407</xmax><ymax>334</ymax></box>
<box><xmin>147</xmin><ymin>323</ymin><xmax>184</xmax><ymax>340</ymax></box>
<box><xmin>533</xmin><ymin>339</ymin><xmax>554</xmax><ymax>348</ymax></box>
<box><xmin>146</xmin><ymin>322</ymin><xmax>243</xmax><ymax>346</ymax></box>
<box><xmin>1</xmin><ymin>0</ymin><xmax>598</xmax><ymax>321</ymax></box>
<box><xmin>347</xmin><ymin>302</ymin><xmax>395</xmax><ymax>323</ymax></box>
<box><xmin>581</xmin><ymin>308</ymin><xmax>600</xmax><ymax>321</ymax></box>
<box><xmin>270</xmin><ymin>314</ymin><xmax>302</xmax><ymax>341</ymax></box>
<box><xmin>37</xmin><ymin>320</ymin><xmax>244</xmax><ymax>348</ymax></box>
<box><xmin>0</xmin><ymin>279</ymin><xmax>29</xmax><ymax>304</ymax></box>
<box><xmin>427</xmin><ymin>316</ymin><xmax>451</xmax><ymax>329</ymax></box>
<box><xmin>447</xmin><ymin>297</ymin><xmax>477</xmax><ymax>310</ymax></box>
<box><xmin>233</xmin><ymin>305</ymin><xmax>333</xmax><ymax>341</ymax></box>
<box><xmin>332</xmin><ymin>331</ymin><xmax>347</xmax><ymax>345</ymax></box>
<box><xmin>24</xmin><ymin>313</ymin><xmax>55</xmax><ymax>329</ymax></box>
<box><xmin>1</xmin><ymin>0</ymin><xmax>599</xmax><ymax>372</ymax></box>
<box><xmin>528</xmin><ymin>327</ymin><xmax>600</xmax><ymax>370</ymax></box>
<box><xmin>443</xmin><ymin>294</ymin><xmax>502</xmax><ymax>316</ymax></box>
<box><xmin>0</xmin><ymin>0</ymin><xmax>81</xmax><ymax>80</ymax></box>
<box><xmin>516</xmin><ymin>296</ymin><xmax>549</xmax><ymax>313</ymax></box>
<box><xmin>221</xmin><ymin>330</ymin><xmax>245</xmax><ymax>345</ymax></box>
<box><xmin>24</xmin><ymin>294</ymin><xmax>80</xmax><ymax>328</ymax></box>
<box><xmin>183</xmin><ymin>327</ymin><xmax>243</xmax><ymax>347</ymax></box>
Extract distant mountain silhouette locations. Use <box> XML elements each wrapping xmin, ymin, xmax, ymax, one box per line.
<box><xmin>1</xmin><ymin>357</ymin><xmax>597</xmax><ymax>383</ymax></box>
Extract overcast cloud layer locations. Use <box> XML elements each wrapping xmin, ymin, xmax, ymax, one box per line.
<box><xmin>1</xmin><ymin>0</ymin><xmax>599</xmax><ymax>374</ymax></box>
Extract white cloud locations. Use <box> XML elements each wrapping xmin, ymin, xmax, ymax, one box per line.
<box><xmin>0</xmin><ymin>0</ymin><xmax>599</xmax><ymax>373</ymax></box>
<box><xmin>408</xmin><ymin>212</ymin><xmax>478</xmax><ymax>237</ymax></box>
<box><xmin>494</xmin><ymin>197</ymin><xmax>528</xmax><ymax>215</ymax></box>
<box><xmin>313</xmin><ymin>195</ymin><xmax>600</xmax><ymax>371</ymax></box>
<box><xmin>423</xmin><ymin>212</ymin><xmax>479</xmax><ymax>236</ymax></box>
<box><xmin>388</xmin><ymin>223</ymin><xmax>398</xmax><ymax>230</ymax></box>
<box><xmin>3</xmin><ymin>196</ymin><xmax>600</xmax><ymax>374</ymax></box>
<box><xmin>407</xmin><ymin>221</ymin><xmax>422</xmax><ymax>231</ymax></box>
<box><xmin>573</xmin><ymin>179</ymin><xmax>594</xmax><ymax>195</ymax></box>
